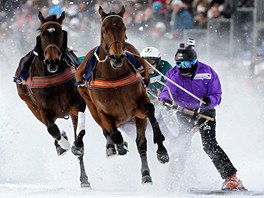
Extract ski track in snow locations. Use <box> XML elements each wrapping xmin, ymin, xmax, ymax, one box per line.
<box><xmin>1</xmin><ymin>37</ymin><xmax>264</xmax><ymax>198</ymax></box>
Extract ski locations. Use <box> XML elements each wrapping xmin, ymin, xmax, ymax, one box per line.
<box><xmin>188</xmin><ymin>188</ymin><xmax>264</xmax><ymax>196</ymax></box>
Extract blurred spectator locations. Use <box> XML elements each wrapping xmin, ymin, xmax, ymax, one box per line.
<box><xmin>150</xmin><ymin>21</ymin><xmax>167</xmax><ymax>39</ymax></box>
<box><xmin>63</xmin><ymin>1</ymin><xmax>78</xmax><ymax>19</ymax></box>
<box><xmin>69</xmin><ymin>17</ymin><xmax>81</xmax><ymax>31</ymax></box>
<box><xmin>111</xmin><ymin>0</ymin><xmax>122</xmax><ymax>12</ymax></box>
<box><xmin>48</xmin><ymin>0</ymin><xmax>63</xmax><ymax>17</ymax></box>
<box><xmin>132</xmin><ymin>10</ymin><xmax>145</xmax><ymax>32</ymax></box>
<box><xmin>193</xmin><ymin>11</ymin><xmax>207</xmax><ymax>29</ymax></box>
<box><xmin>14</xmin><ymin>2</ymin><xmax>36</xmax><ymax>52</ymax></box>
<box><xmin>169</xmin><ymin>0</ymin><xmax>193</xmax><ymax>39</ymax></box>
<box><xmin>208</xmin><ymin>4</ymin><xmax>224</xmax><ymax>19</ymax></box>
<box><xmin>221</xmin><ymin>0</ymin><xmax>239</xmax><ymax>18</ymax></box>
<box><xmin>210</xmin><ymin>0</ymin><xmax>224</xmax><ymax>7</ymax></box>
<box><xmin>152</xmin><ymin>1</ymin><xmax>163</xmax><ymax>11</ymax></box>
<box><xmin>39</xmin><ymin>6</ymin><xmax>49</xmax><ymax>17</ymax></box>
<box><xmin>134</xmin><ymin>0</ymin><xmax>147</xmax><ymax>11</ymax></box>
<box><xmin>151</xmin><ymin>1</ymin><xmax>166</xmax><ymax>24</ymax></box>
<box><xmin>182</xmin><ymin>0</ymin><xmax>194</xmax><ymax>15</ymax></box>
<box><xmin>123</xmin><ymin>2</ymin><xmax>133</xmax><ymax>26</ymax></box>
<box><xmin>193</xmin><ymin>0</ymin><xmax>209</xmax><ymax>15</ymax></box>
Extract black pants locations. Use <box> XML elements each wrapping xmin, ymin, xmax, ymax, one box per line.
<box><xmin>176</xmin><ymin>109</ymin><xmax>237</xmax><ymax>179</ymax></box>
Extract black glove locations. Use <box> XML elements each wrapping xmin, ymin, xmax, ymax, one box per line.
<box><xmin>202</xmin><ymin>96</ymin><xmax>210</xmax><ymax>106</ymax></box>
<box><xmin>162</xmin><ymin>98</ymin><xmax>177</xmax><ymax>110</ymax></box>
<box><xmin>162</xmin><ymin>98</ymin><xmax>173</xmax><ymax>105</ymax></box>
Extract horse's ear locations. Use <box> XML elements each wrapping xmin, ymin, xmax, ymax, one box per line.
<box><xmin>118</xmin><ymin>5</ymin><xmax>125</xmax><ymax>18</ymax></box>
<box><xmin>38</xmin><ymin>11</ymin><xmax>46</xmax><ymax>24</ymax></box>
<box><xmin>98</xmin><ymin>6</ymin><xmax>106</xmax><ymax>20</ymax></box>
<box><xmin>57</xmin><ymin>11</ymin><xmax>65</xmax><ymax>24</ymax></box>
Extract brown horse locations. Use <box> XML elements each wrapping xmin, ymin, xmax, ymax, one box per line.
<box><xmin>15</xmin><ymin>11</ymin><xmax>90</xmax><ymax>188</ymax></box>
<box><xmin>76</xmin><ymin>6</ymin><xmax>169</xmax><ymax>184</ymax></box>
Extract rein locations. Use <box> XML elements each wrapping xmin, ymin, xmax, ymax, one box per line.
<box><xmin>94</xmin><ymin>46</ymin><xmax>108</xmax><ymax>62</ymax></box>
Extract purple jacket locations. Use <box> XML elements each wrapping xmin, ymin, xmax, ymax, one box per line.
<box><xmin>158</xmin><ymin>61</ymin><xmax>222</xmax><ymax>110</ymax></box>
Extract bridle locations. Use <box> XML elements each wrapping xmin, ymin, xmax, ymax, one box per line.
<box><xmin>40</xmin><ymin>21</ymin><xmax>63</xmax><ymax>60</ymax></box>
<box><xmin>99</xmin><ymin>15</ymin><xmax>125</xmax><ymax>62</ymax></box>
<box><xmin>44</xmin><ymin>44</ymin><xmax>62</xmax><ymax>58</ymax></box>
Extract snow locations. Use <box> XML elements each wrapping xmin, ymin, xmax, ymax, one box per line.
<box><xmin>1</xmin><ymin>35</ymin><xmax>264</xmax><ymax>198</ymax></box>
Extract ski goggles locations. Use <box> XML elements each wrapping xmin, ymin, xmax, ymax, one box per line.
<box><xmin>145</xmin><ymin>58</ymin><xmax>157</xmax><ymax>65</ymax></box>
<box><xmin>175</xmin><ymin>59</ymin><xmax>197</xmax><ymax>68</ymax></box>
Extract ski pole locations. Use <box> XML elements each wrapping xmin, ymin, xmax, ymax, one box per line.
<box><xmin>145</xmin><ymin>61</ymin><xmax>206</xmax><ymax>104</ymax></box>
<box><xmin>148</xmin><ymin>81</ymin><xmax>214</xmax><ymax>121</ymax></box>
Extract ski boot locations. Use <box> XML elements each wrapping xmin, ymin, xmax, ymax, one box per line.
<box><xmin>222</xmin><ymin>173</ymin><xmax>246</xmax><ymax>190</ymax></box>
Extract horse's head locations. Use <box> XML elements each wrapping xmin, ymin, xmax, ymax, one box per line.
<box><xmin>38</xmin><ymin>11</ymin><xmax>66</xmax><ymax>73</ymax></box>
<box><xmin>99</xmin><ymin>6</ymin><xmax>126</xmax><ymax>69</ymax></box>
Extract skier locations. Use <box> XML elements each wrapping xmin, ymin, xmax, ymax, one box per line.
<box><xmin>158</xmin><ymin>39</ymin><xmax>246</xmax><ymax>190</ymax></box>
<box><xmin>140</xmin><ymin>47</ymin><xmax>172</xmax><ymax>98</ymax></box>
<box><xmin>139</xmin><ymin>46</ymin><xmax>179</xmax><ymax>141</ymax></box>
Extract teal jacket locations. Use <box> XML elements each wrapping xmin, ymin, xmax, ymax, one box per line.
<box><xmin>148</xmin><ymin>59</ymin><xmax>172</xmax><ymax>99</ymax></box>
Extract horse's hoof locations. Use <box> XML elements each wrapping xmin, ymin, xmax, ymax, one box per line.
<box><xmin>56</xmin><ymin>145</ymin><xmax>67</xmax><ymax>156</ymax></box>
<box><xmin>157</xmin><ymin>149</ymin><xmax>170</xmax><ymax>164</ymax></box>
<box><xmin>142</xmin><ymin>175</ymin><xmax>153</xmax><ymax>184</ymax></box>
<box><xmin>117</xmin><ymin>141</ymin><xmax>128</xmax><ymax>156</ymax></box>
<box><xmin>106</xmin><ymin>146</ymin><xmax>117</xmax><ymax>158</ymax></box>
<box><xmin>81</xmin><ymin>181</ymin><xmax>91</xmax><ymax>188</ymax></box>
<box><xmin>71</xmin><ymin>143</ymin><xmax>84</xmax><ymax>157</ymax></box>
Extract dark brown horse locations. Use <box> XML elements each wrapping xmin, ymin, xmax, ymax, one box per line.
<box><xmin>15</xmin><ymin>11</ymin><xmax>90</xmax><ymax>188</ymax></box>
<box><xmin>76</xmin><ymin>6</ymin><xmax>169</xmax><ymax>184</ymax></box>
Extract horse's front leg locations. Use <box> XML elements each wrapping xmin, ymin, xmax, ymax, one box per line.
<box><xmin>47</xmin><ymin>121</ymin><xmax>71</xmax><ymax>154</ymax></box>
<box><xmin>144</xmin><ymin>102</ymin><xmax>169</xmax><ymax>164</ymax></box>
<box><xmin>135</xmin><ymin>117</ymin><xmax>152</xmax><ymax>184</ymax></box>
<box><xmin>43</xmin><ymin>112</ymin><xmax>71</xmax><ymax>154</ymax></box>
<box><xmin>105</xmin><ymin>128</ymin><xmax>128</xmax><ymax>157</ymax></box>
<box><xmin>71</xmin><ymin>98</ymin><xmax>87</xmax><ymax>157</ymax></box>
<box><xmin>70</xmin><ymin>99</ymin><xmax>91</xmax><ymax>188</ymax></box>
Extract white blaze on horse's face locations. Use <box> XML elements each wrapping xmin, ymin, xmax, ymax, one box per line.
<box><xmin>47</xmin><ymin>27</ymin><xmax>56</xmax><ymax>33</ymax></box>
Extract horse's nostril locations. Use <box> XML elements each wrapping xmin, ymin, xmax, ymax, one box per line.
<box><xmin>119</xmin><ymin>54</ymin><xmax>125</xmax><ymax>60</ymax></box>
<box><xmin>44</xmin><ymin>59</ymin><xmax>51</xmax><ymax>66</ymax></box>
<box><xmin>54</xmin><ymin>59</ymin><xmax>60</xmax><ymax>65</ymax></box>
<box><xmin>109</xmin><ymin>55</ymin><xmax>125</xmax><ymax>62</ymax></box>
<box><xmin>109</xmin><ymin>55</ymin><xmax>116</xmax><ymax>60</ymax></box>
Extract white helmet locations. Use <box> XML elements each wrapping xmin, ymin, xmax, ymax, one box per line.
<box><xmin>140</xmin><ymin>47</ymin><xmax>161</xmax><ymax>58</ymax></box>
